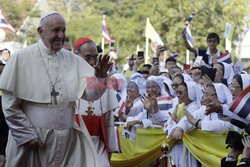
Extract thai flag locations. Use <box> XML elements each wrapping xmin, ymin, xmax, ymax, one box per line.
<box><xmin>216</xmin><ymin>50</ymin><xmax>233</xmax><ymax>64</ymax></box>
<box><xmin>0</xmin><ymin>10</ymin><xmax>15</xmax><ymax>33</ymax></box>
<box><xmin>229</xmin><ymin>86</ymin><xmax>250</xmax><ymax>121</ymax></box>
<box><xmin>102</xmin><ymin>15</ymin><xmax>112</xmax><ymax>43</ymax></box>
<box><xmin>185</xmin><ymin>25</ymin><xmax>193</xmax><ymax>47</ymax></box>
<box><xmin>184</xmin><ymin>13</ymin><xmax>194</xmax><ymax>47</ymax></box>
<box><xmin>157</xmin><ymin>96</ymin><xmax>173</xmax><ymax>111</ymax></box>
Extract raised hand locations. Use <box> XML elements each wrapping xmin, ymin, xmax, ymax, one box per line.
<box><xmin>205</xmin><ymin>101</ymin><xmax>222</xmax><ymax>116</ymax></box>
<box><xmin>171</xmin><ymin>127</ymin><xmax>184</xmax><ymax>140</ymax></box>
<box><xmin>94</xmin><ymin>54</ymin><xmax>113</xmax><ymax>78</ymax></box>
<box><xmin>126</xmin><ymin>92</ymin><xmax>136</xmax><ymax>109</ymax></box>
<box><xmin>202</xmin><ymin>74</ymin><xmax>212</xmax><ymax>88</ymax></box>
<box><xmin>150</xmin><ymin>93</ymin><xmax>158</xmax><ymax>113</ymax></box>
<box><xmin>142</xmin><ymin>94</ymin><xmax>152</xmax><ymax>110</ymax></box>
<box><xmin>190</xmin><ymin>68</ymin><xmax>201</xmax><ymax>82</ymax></box>
<box><xmin>156</xmin><ymin>45</ymin><xmax>167</xmax><ymax>57</ymax></box>
<box><xmin>149</xmin><ymin>64</ymin><xmax>160</xmax><ymax>76</ymax></box>
<box><xmin>242</xmin><ymin>136</ymin><xmax>250</xmax><ymax>158</ymax></box>
<box><xmin>185</xmin><ymin>110</ymin><xmax>196</xmax><ymax>126</ymax></box>
<box><xmin>168</xmin><ymin>105</ymin><xmax>179</xmax><ymax>123</ymax></box>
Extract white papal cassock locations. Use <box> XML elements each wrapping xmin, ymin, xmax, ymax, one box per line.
<box><xmin>0</xmin><ymin>39</ymin><xmax>106</xmax><ymax>167</ymax></box>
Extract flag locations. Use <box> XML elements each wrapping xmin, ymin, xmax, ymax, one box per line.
<box><xmin>102</xmin><ymin>15</ymin><xmax>112</xmax><ymax>43</ymax></box>
<box><xmin>185</xmin><ymin>25</ymin><xmax>193</xmax><ymax>47</ymax></box>
<box><xmin>0</xmin><ymin>10</ymin><xmax>15</xmax><ymax>33</ymax></box>
<box><xmin>145</xmin><ymin>18</ymin><xmax>163</xmax><ymax>46</ymax></box>
<box><xmin>224</xmin><ymin>22</ymin><xmax>235</xmax><ymax>41</ymax></box>
<box><xmin>216</xmin><ymin>50</ymin><xmax>232</xmax><ymax>64</ymax></box>
<box><xmin>184</xmin><ymin>13</ymin><xmax>195</xmax><ymax>47</ymax></box>
<box><xmin>157</xmin><ymin>96</ymin><xmax>173</xmax><ymax>111</ymax></box>
<box><xmin>234</xmin><ymin>60</ymin><xmax>244</xmax><ymax>74</ymax></box>
<box><xmin>229</xmin><ymin>86</ymin><xmax>250</xmax><ymax>121</ymax></box>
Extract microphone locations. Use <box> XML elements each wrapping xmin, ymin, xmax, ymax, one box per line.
<box><xmin>230</xmin><ymin>118</ymin><xmax>246</xmax><ymax>129</ymax></box>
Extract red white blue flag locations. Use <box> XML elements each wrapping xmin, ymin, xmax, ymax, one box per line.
<box><xmin>216</xmin><ymin>50</ymin><xmax>233</xmax><ymax>64</ymax></box>
<box><xmin>184</xmin><ymin>13</ymin><xmax>194</xmax><ymax>46</ymax></box>
<box><xmin>0</xmin><ymin>10</ymin><xmax>15</xmax><ymax>33</ymax></box>
<box><xmin>229</xmin><ymin>86</ymin><xmax>250</xmax><ymax>121</ymax></box>
<box><xmin>102</xmin><ymin>15</ymin><xmax>112</xmax><ymax>43</ymax></box>
<box><xmin>157</xmin><ymin>96</ymin><xmax>173</xmax><ymax>111</ymax></box>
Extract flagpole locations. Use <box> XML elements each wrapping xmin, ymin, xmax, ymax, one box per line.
<box><xmin>102</xmin><ymin>37</ymin><xmax>105</xmax><ymax>55</ymax></box>
<box><xmin>225</xmin><ymin>38</ymin><xmax>232</xmax><ymax>53</ymax></box>
<box><xmin>186</xmin><ymin>50</ymin><xmax>190</xmax><ymax>64</ymax></box>
<box><xmin>145</xmin><ymin>36</ymin><xmax>149</xmax><ymax>64</ymax></box>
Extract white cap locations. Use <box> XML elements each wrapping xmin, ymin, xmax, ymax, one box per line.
<box><xmin>38</xmin><ymin>11</ymin><xmax>60</xmax><ymax>27</ymax></box>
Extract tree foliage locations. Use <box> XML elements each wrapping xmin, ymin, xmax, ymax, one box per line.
<box><xmin>87</xmin><ymin>0</ymin><xmax>250</xmax><ymax>65</ymax></box>
<box><xmin>2</xmin><ymin>0</ymin><xmax>250</xmax><ymax>66</ymax></box>
<box><xmin>0</xmin><ymin>0</ymin><xmax>36</xmax><ymax>40</ymax></box>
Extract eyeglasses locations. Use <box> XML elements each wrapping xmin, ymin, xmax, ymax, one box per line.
<box><xmin>82</xmin><ymin>55</ymin><xmax>98</xmax><ymax>62</ymax></box>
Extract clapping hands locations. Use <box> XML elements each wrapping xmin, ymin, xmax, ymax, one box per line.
<box><xmin>141</xmin><ymin>93</ymin><xmax>158</xmax><ymax>113</ymax></box>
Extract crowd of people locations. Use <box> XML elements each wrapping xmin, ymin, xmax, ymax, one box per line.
<box><xmin>0</xmin><ymin>11</ymin><xmax>250</xmax><ymax>167</ymax></box>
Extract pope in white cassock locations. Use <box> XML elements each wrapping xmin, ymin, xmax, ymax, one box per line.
<box><xmin>0</xmin><ymin>12</ymin><xmax>112</xmax><ymax>167</ymax></box>
<box><xmin>73</xmin><ymin>37</ymin><xmax>119</xmax><ymax>167</ymax></box>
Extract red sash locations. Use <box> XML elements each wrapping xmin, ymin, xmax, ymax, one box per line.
<box><xmin>75</xmin><ymin>114</ymin><xmax>110</xmax><ymax>153</ymax></box>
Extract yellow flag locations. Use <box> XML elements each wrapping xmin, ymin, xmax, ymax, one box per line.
<box><xmin>145</xmin><ymin>18</ymin><xmax>163</xmax><ymax>46</ymax></box>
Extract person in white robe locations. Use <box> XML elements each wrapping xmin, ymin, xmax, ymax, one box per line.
<box><xmin>220</xmin><ymin>74</ymin><xmax>250</xmax><ymax>122</ymax></box>
<box><xmin>111</xmin><ymin>73</ymin><xmax>127</xmax><ymax>119</ymax></box>
<box><xmin>125</xmin><ymin>76</ymin><xmax>174</xmax><ymax>129</ymax></box>
<box><xmin>168</xmin><ymin>81</ymin><xmax>201</xmax><ymax>167</ymax></box>
<box><xmin>220</xmin><ymin>74</ymin><xmax>250</xmax><ymax>167</ymax></box>
<box><xmin>146</xmin><ymin>75</ymin><xmax>178</xmax><ymax>126</ymax></box>
<box><xmin>220</xmin><ymin>62</ymin><xmax>234</xmax><ymax>87</ymax></box>
<box><xmin>119</xmin><ymin>73</ymin><xmax>145</xmax><ymax>121</ymax></box>
<box><xmin>200</xmin><ymin>74</ymin><xmax>250</xmax><ymax>125</ymax></box>
<box><xmin>177</xmin><ymin>83</ymin><xmax>236</xmax><ymax>133</ymax></box>
<box><xmin>73</xmin><ymin>37</ymin><xmax>119</xmax><ymax>167</ymax></box>
<box><xmin>0</xmin><ymin>12</ymin><xmax>113</xmax><ymax>167</ymax></box>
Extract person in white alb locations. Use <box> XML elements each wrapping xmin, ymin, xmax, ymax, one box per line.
<box><xmin>0</xmin><ymin>12</ymin><xmax>112</xmax><ymax>167</ymax></box>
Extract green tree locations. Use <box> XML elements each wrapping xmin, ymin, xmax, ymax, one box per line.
<box><xmin>2</xmin><ymin>0</ymin><xmax>249</xmax><ymax>67</ymax></box>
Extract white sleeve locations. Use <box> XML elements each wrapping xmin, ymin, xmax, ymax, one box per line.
<box><xmin>151</xmin><ymin>110</ymin><xmax>169</xmax><ymax>122</ymax></box>
<box><xmin>2</xmin><ymin>91</ymin><xmax>38</xmax><ymax>146</ymax></box>
<box><xmin>176</xmin><ymin>108</ymin><xmax>204</xmax><ymax>132</ymax></box>
<box><xmin>82</xmin><ymin>77</ymin><xmax>106</xmax><ymax>101</ymax></box>
<box><xmin>141</xmin><ymin>119</ymin><xmax>153</xmax><ymax>128</ymax></box>
<box><xmin>176</xmin><ymin>117</ymin><xmax>191</xmax><ymax>133</ymax></box>
<box><xmin>126</xmin><ymin>111</ymin><xmax>147</xmax><ymax>122</ymax></box>
<box><xmin>201</xmin><ymin>120</ymin><xmax>234</xmax><ymax>133</ymax></box>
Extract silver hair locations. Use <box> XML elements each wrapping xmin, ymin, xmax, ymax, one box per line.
<box><xmin>74</xmin><ymin>41</ymin><xmax>96</xmax><ymax>55</ymax></box>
